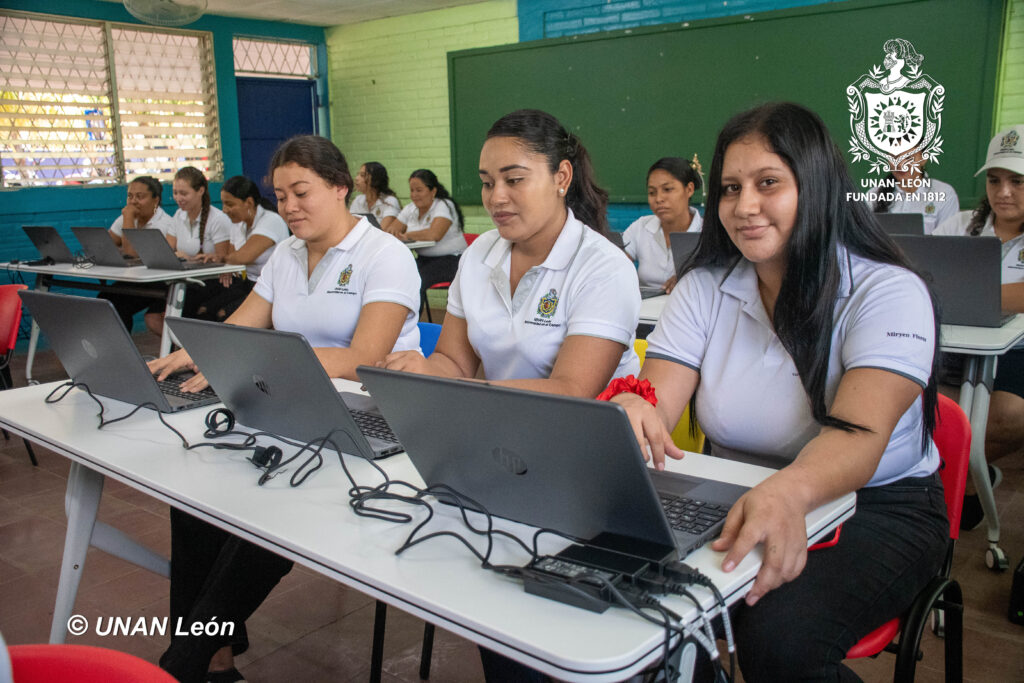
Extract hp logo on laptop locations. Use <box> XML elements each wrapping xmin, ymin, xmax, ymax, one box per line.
<box><xmin>80</xmin><ymin>338</ymin><xmax>99</xmax><ymax>360</ymax></box>
<box><xmin>252</xmin><ymin>374</ymin><xmax>271</xmax><ymax>397</ymax></box>
<box><xmin>491</xmin><ymin>447</ymin><xmax>528</xmax><ymax>476</ymax></box>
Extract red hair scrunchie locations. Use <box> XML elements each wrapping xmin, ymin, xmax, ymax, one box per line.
<box><xmin>595</xmin><ymin>375</ymin><xmax>658</xmax><ymax>406</ymax></box>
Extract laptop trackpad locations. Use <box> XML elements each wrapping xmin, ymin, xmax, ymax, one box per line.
<box><xmin>339</xmin><ymin>391</ymin><xmax>381</xmax><ymax>415</ymax></box>
<box><xmin>650</xmin><ymin>469</ymin><xmax>749</xmax><ymax>505</ymax></box>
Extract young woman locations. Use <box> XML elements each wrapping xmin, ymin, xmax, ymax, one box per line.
<box><xmin>350</xmin><ymin>161</ymin><xmax>401</xmax><ymax>231</ymax></box>
<box><xmin>100</xmin><ymin>176</ymin><xmax>177</xmax><ymax>333</ymax></box>
<box><xmin>612</xmin><ymin>103</ymin><xmax>947</xmax><ymax>680</ymax></box>
<box><xmin>935</xmin><ymin>125</ymin><xmax>1024</xmax><ymax>527</ymax></box>
<box><xmin>149</xmin><ymin>136</ymin><xmax>421</xmax><ymax>683</ymax></box>
<box><xmin>623</xmin><ymin>156</ymin><xmax>703</xmax><ymax>293</ymax></box>
<box><xmin>386</xmin><ymin>169</ymin><xmax>466</xmax><ymax>309</ymax></box>
<box><xmin>872</xmin><ymin>149</ymin><xmax>959</xmax><ymax>234</ymax></box>
<box><xmin>168</xmin><ymin>166</ymin><xmax>233</xmax><ymax>260</ymax></box>
<box><xmin>383</xmin><ymin>109</ymin><xmax>639</xmax><ymax>403</ymax></box>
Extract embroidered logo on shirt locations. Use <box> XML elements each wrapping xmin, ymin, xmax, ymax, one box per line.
<box><xmin>537</xmin><ymin>289</ymin><xmax>559</xmax><ymax>319</ymax></box>
<box><xmin>1018</xmin><ymin>248</ymin><xmax>1024</xmax><ymax>264</ymax></box>
<box><xmin>925</xmin><ymin>203</ymin><xmax>935</xmax><ymax>215</ymax></box>
<box><xmin>338</xmin><ymin>264</ymin><xmax>353</xmax><ymax>287</ymax></box>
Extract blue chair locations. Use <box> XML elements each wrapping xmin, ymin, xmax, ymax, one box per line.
<box><xmin>417</xmin><ymin>322</ymin><xmax>441</xmax><ymax>356</ymax></box>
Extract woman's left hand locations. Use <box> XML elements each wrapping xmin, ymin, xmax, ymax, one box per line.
<box><xmin>196</xmin><ymin>252</ymin><xmax>222</xmax><ymax>263</ymax></box>
<box><xmin>711</xmin><ymin>471</ymin><xmax>809</xmax><ymax>606</ymax></box>
<box><xmin>218</xmin><ymin>272</ymin><xmax>234</xmax><ymax>287</ymax></box>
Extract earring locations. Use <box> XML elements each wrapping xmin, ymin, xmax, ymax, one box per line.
<box><xmin>558</xmin><ymin>188</ymin><xmax>565</xmax><ymax>195</ymax></box>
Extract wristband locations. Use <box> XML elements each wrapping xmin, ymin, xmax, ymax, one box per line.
<box><xmin>595</xmin><ymin>374</ymin><xmax>658</xmax><ymax>406</ymax></box>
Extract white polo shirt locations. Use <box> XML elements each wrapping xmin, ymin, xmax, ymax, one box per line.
<box><xmin>350</xmin><ymin>194</ymin><xmax>401</xmax><ymax>223</ymax></box>
<box><xmin>109</xmin><ymin>206</ymin><xmax>176</xmax><ymax>237</ymax></box>
<box><xmin>253</xmin><ymin>217</ymin><xmax>420</xmax><ymax>352</ymax></box>
<box><xmin>169</xmin><ymin>206</ymin><xmax>233</xmax><ymax>256</ymax></box>
<box><xmin>934</xmin><ymin>211</ymin><xmax>1024</xmax><ymax>284</ymax></box>
<box><xmin>874</xmin><ymin>177</ymin><xmax>959</xmax><ymax>234</ymax></box>
<box><xmin>447</xmin><ymin>209</ymin><xmax>641</xmax><ymax>381</ymax></box>
<box><xmin>622</xmin><ymin>208</ymin><xmax>704</xmax><ymax>287</ymax></box>
<box><xmin>227</xmin><ymin>205</ymin><xmax>290</xmax><ymax>280</ymax></box>
<box><xmin>397</xmin><ymin>198</ymin><xmax>463</xmax><ymax>257</ymax></box>
<box><xmin>646</xmin><ymin>247</ymin><xmax>939</xmax><ymax>486</ymax></box>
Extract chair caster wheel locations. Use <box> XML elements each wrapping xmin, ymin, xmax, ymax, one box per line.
<box><xmin>985</xmin><ymin>546</ymin><xmax>1009</xmax><ymax>571</ymax></box>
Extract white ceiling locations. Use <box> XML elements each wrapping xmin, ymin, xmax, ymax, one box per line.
<box><xmin>108</xmin><ymin>0</ymin><xmax>490</xmax><ymax>27</ymax></box>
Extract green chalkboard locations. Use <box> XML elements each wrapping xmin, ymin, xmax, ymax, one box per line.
<box><xmin>448</xmin><ymin>0</ymin><xmax>1003</xmax><ymax>208</ymax></box>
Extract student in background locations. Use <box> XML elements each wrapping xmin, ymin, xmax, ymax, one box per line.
<box><xmin>623</xmin><ymin>156</ymin><xmax>703</xmax><ymax>293</ymax></box>
<box><xmin>350</xmin><ymin>161</ymin><xmax>402</xmax><ymax>231</ymax></box>
<box><xmin>935</xmin><ymin>125</ymin><xmax>1024</xmax><ymax>528</ymax></box>
<box><xmin>149</xmin><ymin>136</ymin><xmax>421</xmax><ymax>683</ymax></box>
<box><xmin>386</xmin><ymin>169</ymin><xmax>466</xmax><ymax>310</ymax></box>
<box><xmin>873</xmin><ymin>150</ymin><xmax>959</xmax><ymax>234</ymax></box>
<box><xmin>613</xmin><ymin>103</ymin><xmax>947</xmax><ymax>681</ymax></box>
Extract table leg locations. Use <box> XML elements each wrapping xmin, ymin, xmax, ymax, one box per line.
<box><xmin>371</xmin><ymin>600</ymin><xmax>387</xmax><ymax>683</ymax></box>
<box><xmin>24</xmin><ymin>276</ymin><xmax>52</xmax><ymax>383</ymax></box>
<box><xmin>160</xmin><ymin>282</ymin><xmax>186</xmax><ymax>357</ymax></box>
<box><xmin>50</xmin><ymin>462</ymin><xmax>104</xmax><ymax>644</ymax></box>
<box><xmin>88</xmin><ymin>522</ymin><xmax>170</xmax><ymax>578</ymax></box>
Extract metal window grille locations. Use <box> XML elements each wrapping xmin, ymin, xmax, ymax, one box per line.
<box><xmin>0</xmin><ymin>10</ymin><xmax>221</xmax><ymax>187</ymax></box>
<box><xmin>233</xmin><ymin>37</ymin><xmax>315</xmax><ymax>79</ymax></box>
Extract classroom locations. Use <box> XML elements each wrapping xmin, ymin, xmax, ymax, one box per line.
<box><xmin>1</xmin><ymin>0</ymin><xmax>1023</xmax><ymax>681</ymax></box>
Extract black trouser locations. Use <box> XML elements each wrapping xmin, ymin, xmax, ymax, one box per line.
<box><xmin>98</xmin><ymin>285</ymin><xmax>167</xmax><ymax>332</ymax></box>
<box><xmin>416</xmin><ymin>253</ymin><xmax>460</xmax><ymax>313</ymax></box>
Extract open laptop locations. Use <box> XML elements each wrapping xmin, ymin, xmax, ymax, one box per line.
<box><xmin>894</xmin><ymin>235</ymin><xmax>1012</xmax><ymax>328</ymax></box>
<box><xmin>670</xmin><ymin>231</ymin><xmax>701</xmax><ymax>278</ymax></box>
<box><xmin>164</xmin><ymin>317</ymin><xmax>403</xmax><ymax>460</ymax></box>
<box><xmin>18</xmin><ymin>291</ymin><xmax>218</xmax><ymax>412</ymax></box>
<box><xmin>124</xmin><ymin>229</ymin><xmax>221</xmax><ymax>271</ymax></box>
<box><xmin>22</xmin><ymin>226</ymin><xmax>76</xmax><ymax>264</ymax></box>
<box><xmin>71</xmin><ymin>226</ymin><xmax>143</xmax><ymax>267</ymax></box>
<box><xmin>875</xmin><ymin>212</ymin><xmax>925</xmax><ymax>236</ymax></box>
<box><xmin>357</xmin><ymin>366</ymin><xmax>749</xmax><ymax>559</ymax></box>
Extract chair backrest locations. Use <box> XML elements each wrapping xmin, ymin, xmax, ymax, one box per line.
<box><xmin>933</xmin><ymin>393</ymin><xmax>972</xmax><ymax>540</ymax></box>
<box><xmin>0</xmin><ymin>284</ymin><xmax>28</xmax><ymax>354</ymax></box>
<box><xmin>417</xmin><ymin>321</ymin><xmax>442</xmax><ymax>357</ymax></box>
<box><xmin>9</xmin><ymin>644</ymin><xmax>177</xmax><ymax>683</ymax></box>
<box><xmin>464</xmin><ymin>232</ymin><xmax>480</xmax><ymax>247</ymax></box>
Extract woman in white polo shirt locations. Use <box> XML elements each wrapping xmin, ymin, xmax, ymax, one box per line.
<box><xmin>149</xmin><ymin>136</ymin><xmax>421</xmax><ymax>683</ymax></box>
<box><xmin>623</xmin><ymin>156</ymin><xmax>703</xmax><ymax>293</ymax></box>
<box><xmin>351</xmin><ymin>161</ymin><xmax>402</xmax><ymax>231</ymax></box>
<box><xmin>612</xmin><ymin>103</ymin><xmax>947</xmax><ymax>681</ymax></box>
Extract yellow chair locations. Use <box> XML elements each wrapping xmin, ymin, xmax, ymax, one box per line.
<box><xmin>633</xmin><ymin>339</ymin><xmax>706</xmax><ymax>453</ymax></box>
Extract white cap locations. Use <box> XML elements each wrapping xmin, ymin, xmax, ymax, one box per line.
<box><xmin>975</xmin><ymin>126</ymin><xmax>1024</xmax><ymax>176</ymax></box>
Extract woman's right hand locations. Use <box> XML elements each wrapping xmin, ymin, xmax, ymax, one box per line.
<box><xmin>379</xmin><ymin>350</ymin><xmax>431</xmax><ymax>374</ymax></box>
<box><xmin>383</xmin><ymin>222</ymin><xmax>405</xmax><ymax>237</ymax></box>
<box><xmin>121</xmin><ymin>204</ymin><xmax>138</xmax><ymax>229</ymax></box>
<box><xmin>610</xmin><ymin>392</ymin><xmax>686</xmax><ymax>470</ymax></box>
<box><xmin>148</xmin><ymin>349</ymin><xmax>197</xmax><ymax>382</ymax></box>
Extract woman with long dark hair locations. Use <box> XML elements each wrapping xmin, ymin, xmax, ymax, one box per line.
<box><xmin>351</xmin><ymin>161</ymin><xmax>401</xmax><ymax>231</ymax></box>
<box><xmin>611</xmin><ymin>103</ymin><xmax>948</xmax><ymax>680</ymax></box>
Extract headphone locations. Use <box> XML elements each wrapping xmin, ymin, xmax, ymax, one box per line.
<box><xmin>202</xmin><ymin>407</ymin><xmax>284</xmax><ymax>485</ymax></box>
<box><xmin>204</xmin><ymin>408</ymin><xmax>235</xmax><ymax>437</ymax></box>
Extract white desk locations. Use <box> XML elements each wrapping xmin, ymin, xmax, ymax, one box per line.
<box><xmin>639</xmin><ymin>294</ymin><xmax>669</xmax><ymax>326</ymax></box>
<box><xmin>1</xmin><ymin>261</ymin><xmax>243</xmax><ymax>381</ymax></box>
<box><xmin>404</xmin><ymin>240</ymin><xmax>436</xmax><ymax>250</ymax></box>
<box><xmin>0</xmin><ymin>381</ymin><xmax>854</xmax><ymax>681</ymax></box>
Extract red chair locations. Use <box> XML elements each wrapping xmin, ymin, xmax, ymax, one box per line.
<box><xmin>422</xmin><ymin>232</ymin><xmax>480</xmax><ymax>322</ymax></box>
<box><xmin>827</xmin><ymin>393</ymin><xmax>968</xmax><ymax>681</ymax></box>
<box><xmin>8</xmin><ymin>644</ymin><xmax>177</xmax><ymax>682</ymax></box>
<box><xmin>0</xmin><ymin>284</ymin><xmax>37</xmax><ymax>465</ymax></box>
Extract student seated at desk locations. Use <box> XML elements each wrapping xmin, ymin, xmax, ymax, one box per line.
<box><xmin>612</xmin><ymin>103</ymin><xmax>947</xmax><ymax>681</ymax></box>
<box><xmin>872</xmin><ymin>149</ymin><xmax>959</xmax><ymax>234</ymax></box>
<box><xmin>934</xmin><ymin>124</ymin><xmax>1024</xmax><ymax>528</ymax></box>
<box><xmin>191</xmin><ymin>175</ymin><xmax>289</xmax><ymax>321</ymax></box>
<box><xmin>98</xmin><ymin>176</ymin><xmax>177</xmax><ymax>334</ymax></box>
<box><xmin>149</xmin><ymin>135</ymin><xmax>421</xmax><ymax>683</ymax></box>
<box><xmin>350</xmin><ymin>161</ymin><xmax>402</xmax><ymax>231</ymax></box>
<box><xmin>623</xmin><ymin>156</ymin><xmax>704</xmax><ymax>293</ymax></box>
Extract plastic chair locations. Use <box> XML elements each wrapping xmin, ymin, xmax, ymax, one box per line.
<box><xmin>633</xmin><ymin>339</ymin><xmax>706</xmax><ymax>452</ymax></box>
<box><xmin>833</xmin><ymin>393</ymin><xmax>968</xmax><ymax>681</ymax></box>
<box><xmin>8</xmin><ymin>644</ymin><xmax>177</xmax><ymax>682</ymax></box>
<box><xmin>423</xmin><ymin>232</ymin><xmax>480</xmax><ymax>322</ymax></box>
<box><xmin>0</xmin><ymin>284</ymin><xmax>37</xmax><ymax>465</ymax></box>
<box><xmin>417</xmin><ymin>321</ymin><xmax>442</xmax><ymax>357</ymax></box>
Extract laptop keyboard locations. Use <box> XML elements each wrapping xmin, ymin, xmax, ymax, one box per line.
<box><xmin>351</xmin><ymin>409</ymin><xmax>400</xmax><ymax>444</ymax></box>
<box><xmin>659</xmin><ymin>493</ymin><xmax>729</xmax><ymax>535</ymax></box>
<box><xmin>157</xmin><ymin>378</ymin><xmax>217</xmax><ymax>402</ymax></box>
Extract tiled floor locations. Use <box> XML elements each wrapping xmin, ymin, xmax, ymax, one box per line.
<box><xmin>1</xmin><ymin>336</ymin><xmax>1022</xmax><ymax>682</ymax></box>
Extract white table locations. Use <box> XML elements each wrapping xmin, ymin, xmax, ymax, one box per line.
<box><xmin>0</xmin><ymin>381</ymin><xmax>854</xmax><ymax>681</ymax></box>
<box><xmin>639</xmin><ymin>294</ymin><xmax>669</xmax><ymax>325</ymax></box>
<box><xmin>404</xmin><ymin>240</ymin><xmax>436</xmax><ymax>250</ymax></box>
<box><xmin>1</xmin><ymin>261</ymin><xmax>243</xmax><ymax>381</ymax></box>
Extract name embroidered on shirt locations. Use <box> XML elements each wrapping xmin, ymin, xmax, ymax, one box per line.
<box><xmin>886</xmin><ymin>331</ymin><xmax>927</xmax><ymax>342</ymax></box>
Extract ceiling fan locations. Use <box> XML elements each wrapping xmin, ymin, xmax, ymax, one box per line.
<box><xmin>123</xmin><ymin>0</ymin><xmax>208</xmax><ymax>27</ymax></box>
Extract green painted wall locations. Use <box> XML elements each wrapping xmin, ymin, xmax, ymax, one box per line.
<box><xmin>326</xmin><ymin>0</ymin><xmax>517</xmax><ymax>234</ymax></box>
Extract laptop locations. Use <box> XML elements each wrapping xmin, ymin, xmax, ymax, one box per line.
<box><xmin>22</xmin><ymin>226</ymin><xmax>76</xmax><ymax>264</ymax></box>
<box><xmin>875</xmin><ymin>212</ymin><xmax>925</xmax><ymax>236</ymax></box>
<box><xmin>894</xmin><ymin>235</ymin><xmax>1012</xmax><ymax>328</ymax></box>
<box><xmin>357</xmin><ymin>366</ymin><xmax>749</xmax><ymax>559</ymax></box>
<box><xmin>18</xmin><ymin>291</ymin><xmax>218</xmax><ymax>412</ymax></box>
<box><xmin>71</xmin><ymin>226</ymin><xmax>143</xmax><ymax>267</ymax></box>
<box><xmin>669</xmin><ymin>231</ymin><xmax>701</xmax><ymax>278</ymax></box>
<box><xmin>164</xmin><ymin>317</ymin><xmax>403</xmax><ymax>460</ymax></box>
<box><xmin>124</xmin><ymin>229</ymin><xmax>221</xmax><ymax>271</ymax></box>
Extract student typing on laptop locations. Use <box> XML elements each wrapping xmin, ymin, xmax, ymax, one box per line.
<box><xmin>147</xmin><ymin>136</ymin><xmax>421</xmax><ymax>683</ymax></box>
<box><xmin>609</xmin><ymin>104</ymin><xmax>948</xmax><ymax>682</ymax></box>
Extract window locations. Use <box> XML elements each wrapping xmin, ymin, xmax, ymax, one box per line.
<box><xmin>233</xmin><ymin>37</ymin><xmax>316</xmax><ymax>79</ymax></box>
<box><xmin>0</xmin><ymin>10</ymin><xmax>222</xmax><ymax>187</ymax></box>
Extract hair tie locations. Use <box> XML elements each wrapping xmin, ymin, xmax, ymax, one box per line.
<box><xmin>596</xmin><ymin>375</ymin><xmax>658</xmax><ymax>405</ymax></box>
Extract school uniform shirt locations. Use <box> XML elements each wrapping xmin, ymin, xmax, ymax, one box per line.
<box><xmin>397</xmin><ymin>198</ymin><xmax>463</xmax><ymax>257</ymax></box>
<box><xmin>876</xmin><ymin>178</ymin><xmax>959</xmax><ymax>234</ymax></box>
<box><xmin>227</xmin><ymin>205</ymin><xmax>290</xmax><ymax>280</ymax></box>
<box><xmin>253</xmin><ymin>217</ymin><xmax>420</xmax><ymax>352</ymax></box>
<box><xmin>350</xmin><ymin>194</ymin><xmax>401</xmax><ymax>224</ymax></box>
<box><xmin>108</xmin><ymin>206</ymin><xmax>176</xmax><ymax>237</ymax></box>
<box><xmin>934</xmin><ymin>211</ymin><xmax>1024</xmax><ymax>284</ymax></box>
<box><xmin>622</xmin><ymin>208</ymin><xmax>704</xmax><ymax>287</ymax></box>
<box><xmin>447</xmin><ymin>209</ymin><xmax>641</xmax><ymax>381</ymax></box>
<box><xmin>646</xmin><ymin>247</ymin><xmax>939</xmax><ymax>486</ymax></box>
<box><xmin>169</xmin><ymin>206</ymin><xmax>233</xmax><ymax>256</ymax></box>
